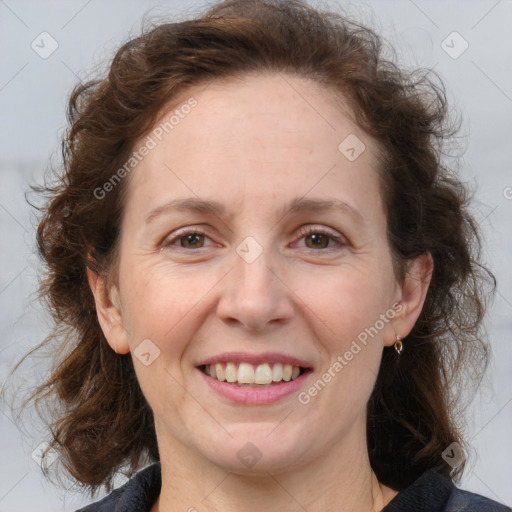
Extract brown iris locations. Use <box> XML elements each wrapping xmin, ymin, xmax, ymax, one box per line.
<box><xmin>305</xmin><ymin>233</ymin><xmax>330</xmax><ymax>249</ymax></box>
<box><xmin>180</xmin><ymin>233</ymin><xmax>205</xmax><ymax>248</ymax></box>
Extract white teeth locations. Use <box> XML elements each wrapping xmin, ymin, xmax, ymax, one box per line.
<box><xmin>237</xmin><ymin>362</ymin><xmax>255</xmax><ymax>384</ymax></box>
<box><xmin>225</xmin><ymin>362</ymin><xmax>237</xmax><ymax>383</ymax></box>
<box><xmin>215</xmin><ymin>363</ymin><xmax>225</xmax><ymax>381</ymax></box>
<box><xmin>254</xmin><ymin>363</ymin><xmax>272</xmax><ymax>385</ymax></box>
<box><xmin>272</xmin><ymin>362</ymin><xmax>283</xmax><ymax>382</ymax></box>
<box><xmin>203</xmin><ymin>362</ymin><xmax>304</xmax><ymax>385</ymax></box>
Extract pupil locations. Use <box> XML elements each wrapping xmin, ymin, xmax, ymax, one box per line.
<box><xmin>307</xmin><ymin>233</ymin><xmax>328</xmax><ymax>249</ymax></box>
<box><xmin>182</xmin><ymin>233</ymin><xmax>203</xmax><ymax>247</ymax></box>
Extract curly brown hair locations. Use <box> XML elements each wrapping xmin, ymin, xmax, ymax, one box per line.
<box><xmin>17</xmin><ymin>0</ymin><xmax>495</xmax><ymax>495</ymax></box>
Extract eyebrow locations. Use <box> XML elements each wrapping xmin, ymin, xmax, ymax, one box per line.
<box><xmin>145</xmin><ymin>196</ymin><xmax>364</xmax><ymax>225</ymax></box>
<box><xmin>145</xmin><ymin>198</ymin><xmax>228</xmax><ymax>224</ymax></box>
<box><xmin>277</xmin><ymin>197</ymin><xmax>364</xmax><ymax>224</ymax></box>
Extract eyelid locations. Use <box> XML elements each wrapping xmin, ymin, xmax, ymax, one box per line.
<box><xmin>161</xmin><ymin>224</ymin><xmax>347</xmax><ymax>251</ymax></box>
<box><xmin>293</xmin><ymin>225</ymin><xmax>347</xmax><ymax>249</ymax></box>
<box><xmin>161</xmin><ymin>226</ymin><xmax>213</xmax><ymax>248</ymax></box>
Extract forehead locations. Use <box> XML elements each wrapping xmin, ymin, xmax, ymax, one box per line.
<box><xmin>123</xmin><ymin>72</ymin><xmax>382</xmax><ymax>221</ymax></box>
<box><xmin>152</xmin><ymin>72</ymin><xmax>365</xmax><ymax>160</ymax></box>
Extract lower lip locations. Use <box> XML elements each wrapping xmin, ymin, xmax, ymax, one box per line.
<box><xmin>198</xmin><ymin>369</ymin><xmax>311</xmax><ymax>405</ymax></box>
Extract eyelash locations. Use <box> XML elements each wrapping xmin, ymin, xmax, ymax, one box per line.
<box><xmin>295</xmin><ymin>226</ymin><xmax>346</xmax><ymax>250</ymax></box>
<box><xmin>162</xmin><ymin>226</ymin><xmax>209</xmax><ymax>249</ymax></box>
<box><xmin>162</xmin><ymin>225</ymin><xmax>346</xmax><ymax>252</ymax></box>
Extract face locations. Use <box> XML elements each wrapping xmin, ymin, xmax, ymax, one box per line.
<box><xmin>92</xmin><ymin>73</ymin><xmax>429</xmax><ymax>475</ymax></box>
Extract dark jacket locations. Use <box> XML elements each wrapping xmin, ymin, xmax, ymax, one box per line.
<box><xmin>76</xmin><ymin>463</ymin><xmax>511</xmax><ymax>511</ymax></box>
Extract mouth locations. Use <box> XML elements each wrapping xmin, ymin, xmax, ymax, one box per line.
<box><xmin>199</xmin><ymin>362</ymin><xmax>309</xmax><ymax>387</ymax></box>
<box><xmin>195</xmin><ymin>353</ymin><xmax>314</xmax><ymax>404</ymax></box>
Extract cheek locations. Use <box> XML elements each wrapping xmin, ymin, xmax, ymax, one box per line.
<box><xmin>118</xmin><ymin>259</ymin><xmax>219</xmax><ymax>349</ymax></box>
<box><xmin>121</xmin><ymin>264</ymin><xmax>204</xmax><ymax>417</ymax></box>
<box><xmin>307</xmin><ymin>265</ymin><xmax>394</xmax><ymax>342</ymax></box>
<box><xmin>304</xmin><ymin>271</ymin><xmax>392</xmax><ymax>414</ymax></box>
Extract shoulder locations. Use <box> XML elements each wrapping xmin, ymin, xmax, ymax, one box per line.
<box><xmin>74</xmin><ymin>463</ymin><xmax>161</xmax><ymax>512</ymax></box>
<box><xmin>383</xmin><ymin>470</ymin><xmax>510</xmax><ymax>512</ymax></box>
<box><xmin>445</xmin><ymin>486</ymin><xmax>511</xmax><ymax>512</ymax></box>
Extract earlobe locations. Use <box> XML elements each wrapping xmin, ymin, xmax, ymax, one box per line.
<box><xmin>388</xmin><ymin>253</ymin><xmax>433</xmax><ymax>345</ymax></box>
<box><xmin>86</xmin><ymin>267</ymin><xmax>131</xmax><ymax>355</ymax></box>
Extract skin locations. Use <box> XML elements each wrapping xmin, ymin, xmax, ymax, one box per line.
<box><xmin>88</xmin><ymin>72</ymin><xmax>432</xmax><ymax>512</ymax></box>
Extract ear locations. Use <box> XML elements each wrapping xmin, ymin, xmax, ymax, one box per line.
<box><xmin>87</xmin><ymin>267</ymin><xmax>131</xmax><ymax>354</ymax></box>
<box><xmin>385</xmin><ymin>253</ymin><xmax>433</xmax><ymax>346</ymax></box>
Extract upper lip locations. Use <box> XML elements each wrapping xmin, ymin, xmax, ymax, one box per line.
<box><xmin>197</xmin><ymin>352</ymin><xmax>314</xmax><ymax>369</ymax></box>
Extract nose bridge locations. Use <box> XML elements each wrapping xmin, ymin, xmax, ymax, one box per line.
<box><xmin>236</xmin><ymin>237</ymin><xmax>274</xmax><ymax>289</ymax></box>
<box><xmin>216</xmin><ymin>235</ymin><xmax>293</xmax><ymax>330</ymax></box>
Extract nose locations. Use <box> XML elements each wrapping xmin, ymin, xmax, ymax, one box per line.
<box><xmin>216</xmin><ymin>245</ymin><xmax>294</xmax><ymax>333</ymax></box>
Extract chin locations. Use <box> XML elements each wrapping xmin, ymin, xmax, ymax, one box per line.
<box><xmin>200</xmin><ymin>428</ymin><xmax>311</xmax><ymax>475</ymax></box>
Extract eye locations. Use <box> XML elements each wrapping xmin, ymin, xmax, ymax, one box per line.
<box><xmin>162</xmin><ymin>228</ymin><xmax>215</xmax><ymax>250</ymax></box>
<box><xmin>294</xmin><ymin>226</ymin><xmax>346</xmax><ymax>250</ymax></box>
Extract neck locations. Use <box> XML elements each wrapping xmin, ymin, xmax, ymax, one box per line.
<box><xmin>151</xmin><ymin>420</ymin><xmax>397</xmax><ymax>512</ymax></box>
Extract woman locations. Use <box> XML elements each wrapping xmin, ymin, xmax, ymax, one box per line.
<box><xmin>25</xmin><ymin>0</ymin><xmax>509</xmax><ymax>510</ymax></box>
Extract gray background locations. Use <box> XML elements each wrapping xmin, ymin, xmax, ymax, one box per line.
<box><xmin>1</xmin><ymin>0</ymin><xmax>511</xmax><ymax>510</ymax></box>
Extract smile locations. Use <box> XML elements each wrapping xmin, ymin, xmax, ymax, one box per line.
<box><xmin>201</xmin><ymin>362</ymin><xmax>305</xmax><ymax>386</ymax></box>
<box><xmin>196</xmin><ymin>353</ymin><xmax>313</xmax><ymax>404</ymax></box>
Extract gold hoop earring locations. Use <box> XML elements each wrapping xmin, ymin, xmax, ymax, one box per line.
<box><xmin>394</xmin><ymin>335</ymin><xmax>403</xmax><ymax>355</ymax></box>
